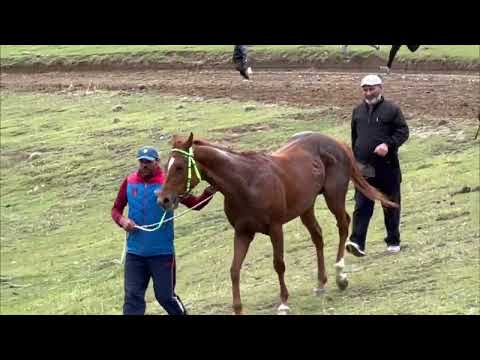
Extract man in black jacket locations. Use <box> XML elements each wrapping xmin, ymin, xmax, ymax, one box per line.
<box><xmin>346</xmin><ymin>74</ymin><xmax>409</xmax><ymax>257</ymax></box>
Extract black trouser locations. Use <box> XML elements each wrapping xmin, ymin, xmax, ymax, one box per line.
<box><xmin>123</xmin><ymin>253</ymin><xmax>187</xmax><ymax>315</ymax></box>
<box><xmin>387</xmin><ymin>45</ymin><xmax>420</xmax><ymax>69</ymax></box>
<box><xmin>233</xmin><ymin>46</ymin><xmax>250</xmax><ymax>79</ymax></box>
<box><xmin>349</xmin><ymin>176</ymin><xmax>401</xmax><ymax>251</ymax></box>
<box><xmin>234</xmin><ymin>58</ymin><xmax>250</xmax><ymax>79</ymax></box>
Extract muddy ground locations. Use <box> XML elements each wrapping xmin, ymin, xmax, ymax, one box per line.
<box><xmin>1</xmin><ymin>68</ymin><xmax>479</xmax><ymax>122</ymax></box>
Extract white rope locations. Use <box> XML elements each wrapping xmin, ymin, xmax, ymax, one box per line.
<box><xmin>112</xmin><ymin>234</ymin><xmax>128</xmax><ymax>265</ymax></box>
<box><xmin>113</xmin><ymin>193</ymin><xmax>216</xmax><ymax>265</ymax></box>
<box><xmin>134</xmin><ymin>194</ymin><xmax>214</xmax><ymax>232</ymax></box>
<box><xmin>114</xmin><ymin>194</ymin><xmax>215</xmax><ymax>265</ymax></box>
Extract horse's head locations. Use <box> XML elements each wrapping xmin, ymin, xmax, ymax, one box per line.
<box><xmin>156</xmin><ymin>132</ymin><xmax>202</xmax><ymax>210</ymax></box>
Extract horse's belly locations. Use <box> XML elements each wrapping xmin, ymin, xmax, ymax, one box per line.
<box><xmin>224</xmin><ymin>203</ymin><xmax>270</xmax><ymax>234</ymax></box>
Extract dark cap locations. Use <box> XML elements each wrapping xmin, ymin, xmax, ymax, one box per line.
<box><xmin>137</xmin><ymin>146</ymin><xmax>159</xmax><ymax>161</ymax></box>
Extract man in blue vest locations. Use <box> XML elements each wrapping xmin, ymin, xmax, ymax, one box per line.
<box><xmin>112</xmin><ymin>146</ymin><xmax>216</xmax><ymax>315</ymax></box>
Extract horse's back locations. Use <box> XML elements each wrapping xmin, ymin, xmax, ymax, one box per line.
<box><xmin>274</xmin><ymin>131</ymin><xmax>342</xmax><ymax>156</ymax></box>
<box><xmin>274</xmin><ymin>131</ymin><xmax>352</xmax><ymax>185</ymax></box>
<box><xmin>270</xmin><ymin>132</ymin><xmax>335</xmax><ymax>190</ymax></box>
<box><xmin>289</xmin><ymin>131</ymin><xmax>339</xmax><ymax>146</ymax></box>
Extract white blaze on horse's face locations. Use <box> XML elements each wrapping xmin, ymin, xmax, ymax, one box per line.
<box><xmin>167</xmin><ymin>157</ymin><xmax>175</xmax><ymax>173</ymax></box>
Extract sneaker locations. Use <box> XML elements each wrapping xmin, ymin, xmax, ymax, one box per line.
<box><xmin>386</xmin><ymin>245</ymin><xmax>401</xmax><ymax>253</ymax></box>
<box><xmin>379</xmin><ymin>66</ymin><xmax>391</xmax><ymax>74</ymax></box>
<box><xmin>239</xmin><ymin>69</ymin><xmax>250</xmax><ymax>80</ymax></box>
<box><xmin>345</xmin><ymin>241</ymin><xmax>366</xmax><ymax>257</ymax></box>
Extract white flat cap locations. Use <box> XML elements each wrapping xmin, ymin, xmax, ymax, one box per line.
<box><xmin>361</xmin><ymin>74</ymin><xmax>383</xmax><ymax>87</ymax></box>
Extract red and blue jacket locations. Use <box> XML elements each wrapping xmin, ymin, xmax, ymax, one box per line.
<box><xmin>112</xmin><ymin>168</ymin><xmax>213</xmax><ymax>256</ymax></box>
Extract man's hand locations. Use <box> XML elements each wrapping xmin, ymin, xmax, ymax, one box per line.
<box><xmin>119</xmin><ymin>217</ymin><xmax>137</xmax><ymax>232</ymax></box>
<box><xmin>204</xmin><ymin>185</ymin><xmax>217</xmax><ymax>196</ymax></box>
<box><xmin>374</xmin><ymin>143</ymin><xmax>389</xmax><ymax>157</ymax></box>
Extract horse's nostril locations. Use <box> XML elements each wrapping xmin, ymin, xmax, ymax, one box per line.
<box><xmin>164</xmin><ymin>198</ymin><xmax>170</xmax><ymax>204</ymax></box>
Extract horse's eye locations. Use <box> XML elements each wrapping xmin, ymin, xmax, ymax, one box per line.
<box><xmin>175</xmin><ymin>165</ymin><xmax>184</xmax><ymax>172</ymax></box>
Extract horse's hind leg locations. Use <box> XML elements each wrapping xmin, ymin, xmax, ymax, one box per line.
<box><xmin>269</xmin><ymin>224</ymin><xmax>290</xmax><ymax>315</ymax></box>
<box><xmin>300</xmin><ymin>206</ymin><xmax>328</xmax><ymax>295</ymax></box>
<box><xmin>323</xmin><ymin>181</ymin><xmax>351</xmax><ymax>291</ymax></box>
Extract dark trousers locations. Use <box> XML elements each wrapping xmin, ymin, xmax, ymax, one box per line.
<box><xmin>387</xmin><ymin>45</ymin><xmax>420</xmax><ymax>68</ymax></box>
<box><xmin>233</xmin><ymin>46</ymin><xmax>250</xmax><ymax>79</ymax></box>
<box><xmin>349</xmin><ymin>176</ymin><xmax>401</xmax><ymax>251</ymax></box>
<box><xmin>123</xmin><ymin>253</ymin><xmax>187</xmax><ymax>315</ymax></box>
<box><xmin>234</xmin><ymin>59</ymin><xmax>250</xmax><ymax>79</ymax></box>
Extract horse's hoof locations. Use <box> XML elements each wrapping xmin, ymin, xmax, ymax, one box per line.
<box><xmin>313</xmin><ymin>287</ymin><xmax>326</xmax><ymax>296</ymax></box>
<box><xmin>277</xmin><ymin>303</ymin><xmax>291</xmax><ymax>315</ymax></box>
<box><xmin>336</xmin><ymin>278</ymin><xmax>349</xmax><ymax>291</ymax></box>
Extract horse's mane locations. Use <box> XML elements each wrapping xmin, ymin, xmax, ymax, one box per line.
<box><xmin>193</xmin><ymin>139</ymin><xmax>269</xmax><ymax>158</ymax></box>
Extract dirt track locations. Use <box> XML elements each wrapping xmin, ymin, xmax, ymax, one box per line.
<box><xmin>1</xmin><ymin>69</ymin><xmax>479</xmax><ymax>121</ymax></box>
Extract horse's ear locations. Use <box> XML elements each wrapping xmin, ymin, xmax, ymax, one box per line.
<box><xmin>186</xmin><ymin>132</ymin><xmax>194</xmax><ymax>148</ymax></box>
<box><xmin>171</xmin><ymin>134</ymin><xmax>179</xmax><ymax>146</ymax></box>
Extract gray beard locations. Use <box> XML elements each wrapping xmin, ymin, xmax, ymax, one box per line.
<box><xmin>365</xmin><ymin>94</ymin><xmax>383</xmax><ymax>105</ymax></box>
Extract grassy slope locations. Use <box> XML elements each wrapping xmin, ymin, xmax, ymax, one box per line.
<box><xmin>1</xmin><ymin>45</ymin><xmax>479</xmax><ymax>68</ymax></box>
<box><xmin>0</xmin><ymin>90</ymin><xmax>479</xmax><ymax>315</ymax></box>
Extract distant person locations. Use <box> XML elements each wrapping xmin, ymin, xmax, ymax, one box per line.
<box><xmin>233</xmin><ymin>45</ymin><xmax>253</xmax><ymax>80</ymax></box>
<box><xmin>346</xmin><ymin>75</ymin><xmax>409</xmax><ymax>257</ymax></box>
<box><xmin>381</xmin><ymin>45</ymin><xmax>421</xmax><ymax>73</ymax></box>
<box><xmin>111</xmin><ymin>146</ymin><xmax>216</xmax><ymax>315</ymax></box>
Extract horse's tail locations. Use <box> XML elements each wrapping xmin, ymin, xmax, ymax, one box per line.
<box><xmin>339</xmin><ymin>142</ymin><xmax>399</xmax><ymax>208</ymax></box>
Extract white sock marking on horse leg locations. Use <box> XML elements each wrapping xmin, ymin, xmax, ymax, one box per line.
<box><xmin>313</xmin><ymin>287</ymin><xmax>326</xmax><ymax>296</ymax></box>
<box><xmin>335</xmin><ymin>258</ymin><xmax>345</xmax><ymax>270</ymax></box>
<box><xmin>277</xmin><ymin>303</ymin><xmax>291</xmax><ymax>315</ymax></box>
<box><xmin>335</xmin><ymin>258</ymin><xmax>347</xmax><ymax>282</ymax></box>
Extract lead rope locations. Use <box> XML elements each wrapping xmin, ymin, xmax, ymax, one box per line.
<box><xmin>115</xmin><ymin>194</ymin><xmax>214</xmax><ymax>265</ymax></box>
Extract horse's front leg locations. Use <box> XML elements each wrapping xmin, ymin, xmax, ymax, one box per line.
<box><xmin>230</xmin><ymin>230</ymin><xmax>254</xmax><ymax>315</ymax></box>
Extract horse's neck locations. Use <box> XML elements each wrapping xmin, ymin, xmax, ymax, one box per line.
<box><xmin>194</xmin><ymin>145</ymin><xmax>253</xmax><ymax>197</ymax></box>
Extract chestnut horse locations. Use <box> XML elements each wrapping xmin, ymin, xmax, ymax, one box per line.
<box><xmin>157</xmin><ymin>131</ymin><xmax>397</xmax><ymax>315</ymax></box>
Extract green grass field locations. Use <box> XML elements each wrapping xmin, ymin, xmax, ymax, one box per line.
<box><xmin>1</xmin><ymin>87</ymin><xmax>478</xmax><ymax>315</ymax></box>
<box><xmin>1</xmin><ymin>45</ymin><xmax>478</xmax><ymax>69</ymax></box>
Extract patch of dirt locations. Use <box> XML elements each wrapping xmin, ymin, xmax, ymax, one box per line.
<box><xmin>450</xmin><ymin>186</ymin><xmax>480</xmax><ymax>196</ymax></box>
<box><xmin>288</xmin><ymin>109</ymin><xmax>337</xmax><ymax>121</ymax></box>
<box><xmin>409</xmin><ymin>116</ymin><xmax>480</xmax><ymax>147</ymax></box>
<box><xmin>2</xmin><ymin>69</ymin><xmax>479</xmax><ymax>123</ymax></box>
<box><xmin>211</xmin><ymin>123</ymin><xmax>280</xmax><ymax>143</ymax></box>
<box><xmin>436</xmin><ymin>211</ymin><xmax>471</xmax><ymax>221</ymax></box>
<box><xmin>88</xmin><ymin>127</ymin><xmax>138</xmax><ymax>139</ymax></box>
<box><xmin>212</xmin><ymin>122</ymin><xmax>280</xmax><ymax>134</ymax></box>
<box><xmin>0</xmin><ymin>150</ymin><xmax>30</xmax><ymax>162</ymax></box>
